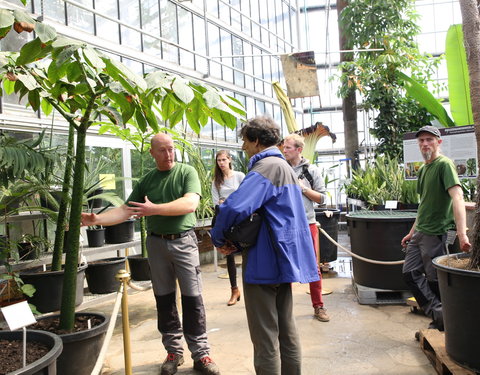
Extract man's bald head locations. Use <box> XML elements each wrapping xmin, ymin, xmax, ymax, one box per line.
<box><xmin>150</xmin><ymin>133</ymin><xmax>176</xmax><ymax>171</ymax></box>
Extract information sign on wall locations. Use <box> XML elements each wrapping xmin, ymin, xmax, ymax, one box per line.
<box><xmin>403</xmin><ymin>125</ymin><xmax>477</xmax><ymax>179</ymax></box>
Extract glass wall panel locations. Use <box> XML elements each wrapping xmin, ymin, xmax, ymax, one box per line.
<box><xmin>67</xmin><ymin>0</ymin><xmax>94</xmax><ymax>34</ymax></box>
<box><xmin>178</xmin><ymin>8</ymin><xmax>195</xmax><ymax>68</ymax></box>
<box><xmin>240</xmin><ymin>0</ymin><xmax>251</xmax><ymax>36</ymax></box>
<box><xmin>252</xmin><ymin>47</ymin><xmax>264</xmax><ymax>94</ymax></box>
<box><xmin>193</xmin><ymin>15</ymin><xmax>208</xmax><ymax>73</ymax></box>
<box><xmin>95</xmin><ymin>1</ymin><xmax>120</xmax><ymax>44</ymax></box>
<box><xmin>141</xmin><ymin>0</ymin><xmax>161</xmax><ymax>56</ymax></box>
<box><xmin>160</xmin><ymin>1</ymin><xmax>179</xmax><ymax>64</ymax></box>
<box><xmin>119</xmin><ymin>0</ymin><xmax>141</xmax><ymax>50</ymax></box>
<box><xmin>85</xmin><ymin>146</ymin><xmax>124</xmax><ymax>200</ymax></box>
<box><xmin>220</xmin><ymin>29</ymin><xmax>233</xmax><ymax>83</ymax></box>
<box><xmin>232</xmin><ymin>36</ymin><xmax>244</xmax><ymax>87</ymax></box>
<box><xmin>207</xmin><ymin>23</ymin><xmax>222</xmax><ymax>78</ymax></box>
<box><xmin>230</xmin><ymin>0</ymin><xmax>241</xmax><ymax>32</ymax></box>
<box><xmin>39</xmin><ymin>0</ymin><xmax>65</xmax><ymax>22</ymax></box>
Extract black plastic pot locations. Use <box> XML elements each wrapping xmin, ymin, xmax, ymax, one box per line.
<box><xmin>87</xmin><ymin>187</ymin><xmax>104</xmax><ymax>209</ymax></box>
<box><xmin>315</xmin><ymin>208</ymin><xmax>340</xmax><ymax>263</ymax></box>
<box><xmin>433</xmin><ymin>253</ymin><xmax>480</xmax><ymax>372</ymax></box>
<box><xmin>105</xmin><ymin>219</ymin><xmax>135</xmax><ymax>244</ymax></box>
<box><xmin>0</xmin><ymin>330</ymin><xmax>63</xmax><ymax>375</ymax></box>
<box><xmin>35</xmin><ymin>312</ymin><xmax>109</xmax><ymax>375</ymax></box>
<box><xmin>127</xmin><ymin>254</ymin><xmax>151</xmax><ymax>281</ymax></box>
<box><xmin>17</xmin><ymin>242</ymin><xmax>41</xmax><ymax>261</ymax></box>
<box><xmin>86</xmin><ymin>228</ymin><xmax>105</xmax><ymax>247</ymax></box>
<box><xmin>20</xmin><ymin>264</ymin><xmax>87</xmax><ymax>313</ymax></box>
<box><xmin>347</xmin><ymin>211</ymin><xmax>416</xmax><ymax>290</ymax></box>
<box><xmin>85</xmin><ymin>257</ymin><xmax>126</xmax><ymax>294</ymax></box>
<box><xmin>0</xmin><ymin>234</ymin><xmax>8</xmax><ymax>265</ymax></box>
<box><xmin>39</xmin><ymin>190</ymin><xmax>62</xmax><ymax>211</ymax></box>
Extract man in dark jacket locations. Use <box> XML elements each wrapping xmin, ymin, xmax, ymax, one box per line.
<box><xmin>211</xmin><ymin>116</ymin><xmax>319</xmax><ymax>374</ymax></box>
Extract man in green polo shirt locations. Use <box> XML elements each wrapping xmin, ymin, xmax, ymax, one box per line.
<box><xmin>81</xmin><ymin>133</ymin><xmax>220</xmax><ymax>375</ymax></box>
<box><xmin>401</xmin><ymin>126</ymin><xmax>471</xmax><ymax>331</ymax></box>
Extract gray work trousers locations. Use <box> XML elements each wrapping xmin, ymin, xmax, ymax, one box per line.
<box><xmin>402</xmin><ymin>230</ymin><xmax>446</xmax><ymax>321</ymax></box>
<box><xmin>147</xmin><ymin>231</ymin><xmax>210</xmax><ymax>361</ymax></box>
<box><xmin>243</xmin><ymin>278</ymin><xmax>301</xmax><ymax>375</ymax></box>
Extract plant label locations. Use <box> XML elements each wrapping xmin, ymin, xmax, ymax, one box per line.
<box><xmin>1</xmin><ymin>301</ymin><xmax>36</xmax><ymax>331</ymax></box>
<box><xmin>385</xmin><ymin>200</ymin><xmax>398</xmax><ymax>209</ymax></box>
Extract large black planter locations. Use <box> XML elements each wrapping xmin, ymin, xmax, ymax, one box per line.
<box><xmin>86</xmin><ymin>228</ymin><xmax>105</xmax><ymax>247</ymax></box>
<box><xmin>35</xmin><ymin>312</ymin><xmax>109</xmax><ymax>375</ymax></box>
<box><xmin>433</xmin><ymin>253</ymin><xmax>480</xmax><ymax>372</ymax></box>
<box><xmin>347</xmin><ymin>211</ymin><xmax>416</xmax><ymax>290</ymax></box>
<box><xmin>20</xmin><ymin>264</ymin><xmax>87</xmax><ymax>313</ymax></box>
<box><xmin>0</xmin><ymin>330</ymin><xmax>62</xmax><ymax>375</ymax></box>
<box><xmin>85</xmin><ymin>257</ymin><xmax>126</xmax><ymax>294</ymax></box>
<box><xmin>105</xmin><ymin>219</ymin><xmax>135</xmax><ymax>244</ymax></box>
<box><xmin>127</xmin><ymin>254</ymin><xmax>151</xmax><ymax>281</ymax></box>
<box><xmin>315</xmin><ymin>208</ymin><xmax>340</xmax><ymax>263</ymax></box>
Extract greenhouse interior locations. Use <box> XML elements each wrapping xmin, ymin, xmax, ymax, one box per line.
<box><xmin>1</xmin><ymin>0</ymin><xmax>479</xmax><ymax>374</ymax></box>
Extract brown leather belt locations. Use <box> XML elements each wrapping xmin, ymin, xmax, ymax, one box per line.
<box><xmin>150</xmin><ymin>229</ymin><xmax>193</xmax><ymax>241</ymax></box>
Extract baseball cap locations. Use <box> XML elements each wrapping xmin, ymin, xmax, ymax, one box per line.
<box><xmin>415</xmin><ymin>125</ymin><xmax>441</xmax><ymax>138</ymax></box>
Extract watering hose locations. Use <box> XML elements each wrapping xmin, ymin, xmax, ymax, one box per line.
<box><xmin>319</xmin><ymin>227</ymin><xmax>405</xmax><ymax>265</ymax></box>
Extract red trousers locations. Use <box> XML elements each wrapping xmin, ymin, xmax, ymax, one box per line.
<box><xmin>308</xmin><ymin>223</ymin><xmax>324</xmax><ymax>308</ymax></box>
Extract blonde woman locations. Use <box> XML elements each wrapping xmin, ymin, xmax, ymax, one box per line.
<box><xmin>211</xmin><ymin>150</ymin><xmax>245</xmax><ymax>305</ymax></box>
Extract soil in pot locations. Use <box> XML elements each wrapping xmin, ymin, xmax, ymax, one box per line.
<box><xmin>0</xmin><ymin>339</ymin><xmax>49</xmax><ymax>374</ymax></box>
<box><xmin>85</xmin><ymin>257</ymin><xmax>126</xmax><ymax>294</ymax></box>
<box><xmin>0</xmin><ymin>330</ymin><xmax>62</xmax><ymax>375</ymax></box>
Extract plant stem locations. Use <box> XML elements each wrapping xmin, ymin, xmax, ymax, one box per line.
<box><xmin>51</xmin><ymin>122</ymin><xmax>74</xmax><ymax>271</ymax></box>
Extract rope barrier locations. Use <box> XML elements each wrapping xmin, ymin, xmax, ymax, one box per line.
<box><xmin>319</xmin><ymin>227</ymin><xmax>405</xmax><ymax>265</ymax></box>
<box><xmin>90</xmin><ymin>282</ymin><xmax>124</xmax><ymax>375</ymax></box>
<box><xmin>127</xmin><ymin>280</ymin><xmax>152</xmax><ymax>291</ymax></box>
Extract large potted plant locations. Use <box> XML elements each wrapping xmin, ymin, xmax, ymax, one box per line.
<box><xmin>431</xmin><ymin>1</ymin><xmax>480</xmax><ymax>373</ymax></box>
<box><xmin>0</xmin><ymin>6</ymin><xmax>245</xmax><ymax>374</ymax></box>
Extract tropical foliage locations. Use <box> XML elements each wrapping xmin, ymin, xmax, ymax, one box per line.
<box><xmin>0</xmin><ymin>6</ymin><xmax>245</xmax><ymax>330</ymax></box>
<box><xmin>338</xmin><ymin>0</ymin><xmax>443</xmax><ymax>160</ymax></box>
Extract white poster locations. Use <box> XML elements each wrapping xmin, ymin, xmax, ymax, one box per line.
<box><xmin>403</xmin><ymin>125</ymin><xmax>477</xmax><ymax>179</ymax></box>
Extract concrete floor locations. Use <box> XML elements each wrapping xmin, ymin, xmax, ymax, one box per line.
<box><xmin>90</xmin><ymin>233</ymin><xmax>437</xmax><ymax>375</ymax></box>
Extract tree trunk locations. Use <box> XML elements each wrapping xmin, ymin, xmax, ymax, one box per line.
<box><xmin>337</xmin><ymin>0</ymin><xmax>359</xmax><ymax>176</ymax></box>
<box><xmin>459</xmin><ymin>0</ymin><xmax>480</xmax><ymax>268</ymax></box>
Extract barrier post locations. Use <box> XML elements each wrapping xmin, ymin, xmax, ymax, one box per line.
<box><xmin>116</xmin><ymin>269</ymin><xmax>133</xmax><ymax>375</ymax></box>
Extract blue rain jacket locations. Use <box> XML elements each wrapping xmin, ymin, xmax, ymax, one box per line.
<box><xmin>210</xmin><ymin>147</ymin><xmax>319</xmax><ymax>284</ymax></box>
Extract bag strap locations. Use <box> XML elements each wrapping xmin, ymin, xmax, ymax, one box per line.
<box><xmin>301</xmin><ymin>164</ymin><xmax>315</xmax><ymax>188</ymax></box>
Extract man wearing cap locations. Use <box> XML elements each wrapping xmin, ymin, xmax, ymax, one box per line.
<box><xmin>401</xmin><ymin>125</ymin><xmax>471</xmax><ymax>331</ymax></box>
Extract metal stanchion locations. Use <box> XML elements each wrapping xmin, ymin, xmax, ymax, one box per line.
<box><xmin>116</xmin><ymin>269</ymin><xmax>133</xmax><ymax>375</ymax></box>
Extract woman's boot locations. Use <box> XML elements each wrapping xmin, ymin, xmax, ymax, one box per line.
<box><xmin>227</xmin><ymin>286</ymin><xmax>241</xmax><ymax>306</ymax></box>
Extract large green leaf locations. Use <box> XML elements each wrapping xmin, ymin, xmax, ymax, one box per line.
<box><xmin>35</xmin><ymin>23</ymin><xmax>57</xmax><ymax>43</ymax></box>
<box><xmin>0</xmin><ymin>9</ymin><xmax>14</xmax><ymax>28</ymax></box>
<box><xmin>83</xmin><ymin>47</ymin><xmax>106</xmax><ymax>71</ymax></box>
<box><xmin>446</xmin><ymin>24</ymin><xmax>473</xmax><ymax>126</ymax></box>
<box><xmin>13</xmin><ymin>9</ymin><xmax>35</xmax><ymax>25</ymax></box>
<box><xmin>172</xmin><ymin>77</ymin><xmax>194</xmax><ymax>104</ymax></box>
<box><xmin>397</xmin><ymin>71</ymin><xmax>455</xmax><ymax>127</ymax></box>
<box><xmin>17</xmin><ymin>38</ymin><xmax>51</xmax><ymax>65</ymax></box>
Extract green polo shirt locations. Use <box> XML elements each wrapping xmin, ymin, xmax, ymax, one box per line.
<box><xmin>416</xmin><ymin>155</ymin><xmax>460</xmax><ymax>235</ymax></box>
<box><xmin>127</xmin><ymin>163</ymin><xmax>201</xmax><ymax>234</ymax></box>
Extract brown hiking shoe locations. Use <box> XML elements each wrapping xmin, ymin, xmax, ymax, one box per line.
<box><xmin>314</xmin><ymin>307</ymin><xmax>330</xmax><ymax>322</ymax></box>
<box><xmin>193</xmin><ymin>356</ymin><xmax>220</xmax><ymax>374</ymax></box>
<box><xmin>161</xmin><ymin>353</ymin><xmax>184</xmax><ymax>375</ymax></box>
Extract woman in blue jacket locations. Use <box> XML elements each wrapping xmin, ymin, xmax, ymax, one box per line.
<box><xmin>211</xmin><ymin>116</ymin><xmax>319</xmax><ymax>375</ymax></box>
